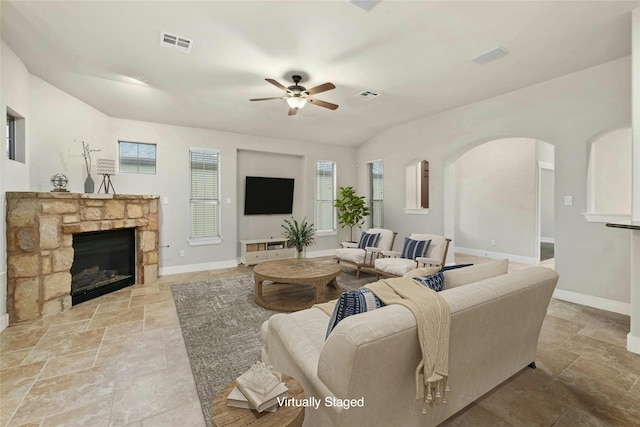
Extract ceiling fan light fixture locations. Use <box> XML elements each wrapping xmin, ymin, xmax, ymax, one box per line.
<box><xmin>286</xmin><ymin>97</ymin><xmax>307</xmax><ymax>109</ymax></box>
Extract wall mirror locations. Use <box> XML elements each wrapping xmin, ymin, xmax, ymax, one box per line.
<box><xmin>405</xmin><ymin>159</ymin><xmax>429</xmax><ymax>214</ymax></box>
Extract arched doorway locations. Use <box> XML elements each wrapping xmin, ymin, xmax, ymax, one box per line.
<box><xmin>444</xmin><ymin>137</ymin><xmax>555</xmax><ymax>267</ymax></box>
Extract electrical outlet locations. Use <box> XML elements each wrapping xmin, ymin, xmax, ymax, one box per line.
<box><xmin>180</xmin><ymin>250</ymin><xmax>185</xmax><ymax>257</ymax></box>
<box><xmin>490</xmin><ymin>239</ymin><xmax>496</xmax><ymax>246</ymax></box>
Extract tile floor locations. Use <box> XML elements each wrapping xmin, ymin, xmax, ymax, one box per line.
<box><xmin>1</xmin><ymin>256</ymin><xmax>639</xmax><ymax>426</ymax></box>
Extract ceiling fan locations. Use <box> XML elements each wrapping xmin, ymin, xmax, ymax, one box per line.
<box><xmin>250</xmin><ymin>75</ymin><xmax>339</xmax><ymax>116</ymax></box>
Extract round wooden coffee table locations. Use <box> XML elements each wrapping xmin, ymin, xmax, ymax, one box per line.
<box><xmin>253</xmin><ymin>258</ymin><xmax>342</xmax><ymax>311</ymax></box>
<box><xmin>210</xmin><ymin>373</ymin><xmax>305</xmax><ymax>427</ymax></box>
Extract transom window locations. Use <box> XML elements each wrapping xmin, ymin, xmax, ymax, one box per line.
<box><xmin>119</xmin><ymin>141</ymin><xmax>157</xmax><ymax>174</ymax></box>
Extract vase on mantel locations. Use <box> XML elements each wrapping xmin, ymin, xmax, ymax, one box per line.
<box><xmin>84</xmin><ymin>174</ymin><xmax>95</xmax><ymax>193</ymax></box>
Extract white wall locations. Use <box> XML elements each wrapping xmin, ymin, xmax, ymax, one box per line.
<box><xmin>357</xmin><ymin>57</ymin><xmax>632</xmax><ymax>309</ymax></box>
<box><xmin>454</xmin><ymin>138</ymin><xmax>537</xmax><ymax>261</ymax></box>
<box><xmin>1</xmin><ymin>41</ymin><xmax>32</xmax><ymax>331</ymax></box>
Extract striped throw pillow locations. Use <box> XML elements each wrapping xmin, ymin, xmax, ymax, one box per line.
<box><xmin>358</xmin><ymin>232</ymin><xmax>380</xmax><ymax>249</ymax></box>
<box><xmin>412</xmin><ymin>271</ymin><xmax>445</xmax><ymax>292</ymax></box>
<box><xmin>400</xmin><ymin>238</ymin><xmax>430</xmax><ymax>259</ymax></box>
<box><xmin>326</xmin><ymin>289</ymin><xmax>385</xmax><ymax>338</ymax></box>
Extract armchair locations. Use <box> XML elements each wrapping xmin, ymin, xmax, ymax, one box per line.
<box><xmin>335</xmin><ymin>228</ymin><xmax>397</xmax><ymax>278</ymax></box>
<box><xmin>375</xmin><ymin>233</ymin><xmax>451</xmax><ymax>279</ymax></box>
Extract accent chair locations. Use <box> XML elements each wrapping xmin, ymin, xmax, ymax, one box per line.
<box><xmin>375</xmin><ymin>233</ymin><xmax>451</xmax><ymax>279</ymax></box>
<box><xmin>335</xmin><ymin>228</ymin><xmax>397</xmax><ymax>279</ymax></box>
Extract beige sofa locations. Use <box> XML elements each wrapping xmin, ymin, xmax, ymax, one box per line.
<box><xmin>261</xmin><ymin>260</ymin><xmax>558</xmax><ymax>426</ymax></box>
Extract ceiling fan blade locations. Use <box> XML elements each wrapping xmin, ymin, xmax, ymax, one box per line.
<box><xmin>249</xmin><ymin>96</ymin><xmax>285</xmax><ymax>101</ymax></box>
<box><xmin>307</xmin><ymin>98</ymin><xmax>339</xmax><ymax>110</ymax></box>
<box><xmin>288</xmin><ymin>107</ymin><xmax>298</xmax><ymax>116</ymax></box>
<box><xmin>266</xmin><ymin>78</ymin><xmax>290</xmax><ymax>92</ymax></box>
<box><xmin>304</xmin><ymin>82</ymin><xmax>336</xmax><ymax>96</ymax></box>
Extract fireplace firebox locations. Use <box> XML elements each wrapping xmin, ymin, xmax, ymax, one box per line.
<box><xmin>71</xmin><ymin>228</ymin><xmax>136</xmax><ymax>305</ymax></box>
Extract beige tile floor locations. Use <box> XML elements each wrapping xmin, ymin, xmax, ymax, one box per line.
<box><xmin>1</xmin><ymin>255</ymin><xmax>639</xmax><ymax>426</ymax></box>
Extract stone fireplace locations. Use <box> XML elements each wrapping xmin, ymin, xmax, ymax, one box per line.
<box><xmin>6</xmin><ymin>192</ymin><xmax>159</xmax><ymax>324</ymax></box>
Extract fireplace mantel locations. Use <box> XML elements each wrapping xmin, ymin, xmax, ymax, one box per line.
<box><xmin>5</xmin><ymin>192</ymin><xmax>159</xmax><ymax>324</ymax></box>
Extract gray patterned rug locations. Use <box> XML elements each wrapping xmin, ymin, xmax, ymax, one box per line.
<box><xmin>170</xmin><ymin>267</ymin><xmax>376</xmax><ymax>425</ymax></box>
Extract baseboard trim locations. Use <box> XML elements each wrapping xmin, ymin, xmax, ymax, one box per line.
<box><xmin>158</xmin><ymin>259</ymin><xmax>238</xmax><ymax>276</ymax></box>
<box><xmin>0</xmin><ymin>313</ymin><xmax>8</xmax><ymax>333</ymax></box>
<box><xmin>552</xmin><ymin>288</ymin><xmax>630</xmax><ymax>316</ymax></box>
<box><xmin>627</xmin><ymin>333</ymin><xmax>640</xmax><ymax>355</ymax></box>
<box><xmin>455</xmin><ymin>247</ymin><xmax>537</xmax><ymax>265</ymax></box>
<box><xmin>540</xmin><ymin>237</ymin><xmax>555</xmax><ymax>244</ymax></box>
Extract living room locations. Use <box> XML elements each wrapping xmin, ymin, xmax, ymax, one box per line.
<box><xmin>1</xmin><ymin>1</ymin><xmax>640</xmax><ymax>426</ymax></box>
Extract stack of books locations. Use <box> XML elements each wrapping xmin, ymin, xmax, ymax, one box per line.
<box><xmin>226</xmin><ymin>362</ymin><xmax>289</xmax><ymax>413</ymax></box>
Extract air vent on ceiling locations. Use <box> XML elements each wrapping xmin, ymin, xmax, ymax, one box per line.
<box><xmin>356</xmin><ymin>90</ymin><xmax>380</xmax><ymax>100</ymax></box>
<box><xmin>160</xmin><ymin>31</ymin><xmax>193</xmax><ymax>53</ymax></box>
<box><xmin>472</xmin><ymin>47</ymin><xmax>509</xmax><ymax>65</ymax></box>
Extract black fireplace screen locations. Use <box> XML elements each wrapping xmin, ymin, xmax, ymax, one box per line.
<box><xmin>70</xmin><ymin>228</ymin><xmax>135</xmax><ymax>305</ymax></box>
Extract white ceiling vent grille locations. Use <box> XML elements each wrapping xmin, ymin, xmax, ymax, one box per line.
<box><xmin>160</xmin><ymin>31</ymin><xmax>193</xmax><ymax>53</ymax></box>
<box><xmin>472</xmin><ymin>47</ymin><xmax>509</xmax><ymax>65</ymax></box>
<box><xmin>356</xmin><ymin>90</ymin><xmax>380</xmax><ymax>100</ymax></box>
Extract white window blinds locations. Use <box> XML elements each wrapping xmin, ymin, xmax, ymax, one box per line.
<box><xmin>316</xmin><ymin>161</ymin><xmax>336</xmax><ymax>232</ymax></box>
<box><xmin>189</xmin><ymin>149</ymin><xmax>220</xmax><ymax>240</ymax></box>
<box><xmin>369</xmin><ymin>160</ymin><xmax>384</xmax><ymax>228</ymax></box>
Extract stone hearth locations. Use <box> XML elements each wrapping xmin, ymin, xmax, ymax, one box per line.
<box><xmin>6</xmin><ymin>192</ymin><xmax>159</xmax><ymax>324</ymax></box>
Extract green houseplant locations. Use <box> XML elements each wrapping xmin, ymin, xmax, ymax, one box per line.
<box><xmin>334</xmin><ymin>186</ymin><xmax>370</xmax><ymax>242</ymax></box>
<box><xmin>282</xmin><ymin>217</ymin><xmax>316</xmax><ymax>260</ymax></box>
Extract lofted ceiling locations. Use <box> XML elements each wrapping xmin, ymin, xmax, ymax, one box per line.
<box><xmin>2</xmin><ymin>1</ymin><xmax>639</xmax><ymax>147</ymax></box>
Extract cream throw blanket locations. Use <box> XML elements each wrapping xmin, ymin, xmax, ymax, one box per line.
<box><xmin>316</xmin><ymin>277</ymin><xmax>451</xmax><ymax>413</ymax></box>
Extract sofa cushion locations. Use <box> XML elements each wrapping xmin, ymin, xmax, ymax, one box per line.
<box><xmin>326</xmin><ymin>288</ymin><xmax>384</xmax><ymax>338</ymax></box>
<box><xmin>400</xmin><ymin>237</ymin><xmax>430</xmax><ymax>259</ymax></box>
<box><xmin>443</xmin><ymin>259</ymin><xmax>508</xmax><ymax>289</ymax></box>
<box><xmin>358</xmin><ymin>232</ymin><xmax>380</xmax><ymax>249</ymax></box>
<box><xmin>374</xmin><ymin>257</ymin><xmax>417</xmax><ymax>277</ymax></box>
<box><xmin>335</xmin><ymin>247</ymin><xmax>366</xmax><ymax>264</ymax></box>
<box><xmin>412</xmin><ymin>271</ymin><xmax>445</xmax><ymax>292</ymax></box>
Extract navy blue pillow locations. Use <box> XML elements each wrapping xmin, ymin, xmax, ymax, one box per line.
<box><xmin>326</xmin><ymin>289</ymin><xmax>385</xmax><ymax>338</ymax></box>
<box><xmin>400</xmin><ymin>238</ymin><xmax>430</xmax><ymax>259</ymax></box>
<box><xmin>412</xmin><ymin>271</ymin><xmax>445</xmax><ymax>292</ymax></box>
<box><xmin>358</xmin><ymin>232</ymin><xmax>380</xmax><ymax>249</ymax></box>
<box><xmin>440</xmin><ymin>264</ymin><xmax>473</xmax><ymax>272</ymax></box>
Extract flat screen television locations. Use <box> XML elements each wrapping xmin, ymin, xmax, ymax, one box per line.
<box><xmin>244</xmin><ymin>176</ymin><xmax>295</xmax><ymax>215</ymax></box>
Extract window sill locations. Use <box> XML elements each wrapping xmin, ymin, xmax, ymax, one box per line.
<box><xmin>188</xmin><ymin>237</ymin><xmax>222</xmax><ymax>246</ymax></box>
<box><xmin>404</xmin><ymin>208</ymin><xmax>430</xmax><ymax>215</ymax></box>
<box><xmin>583</xmin><ymin>213</ymin><xmax>630</xmax><ymax>223</ymax></box>
<box><xmin>316</xmin><ymin>230</ymin><xmax>337</xmax><ymax>237</ymax></box>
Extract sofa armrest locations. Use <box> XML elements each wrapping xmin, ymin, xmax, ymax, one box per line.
<box><xmin>416</xmin><ymin>256</ymin><xmax>441</xmax><ymax>266</ymax></box>
<box><xmin>381</xmin><ymin>250</ymin><xmax>401</xmax><ymax>258</ymax></box>
<box><xmin>341</xmin><ymin>242</ymin><xmax>358</xmax><ymax>248</ymax></box>
<box><xmin>318</xmin><ymin>305</ymin><xmax>418</xmax><ymax>399</ymax></box>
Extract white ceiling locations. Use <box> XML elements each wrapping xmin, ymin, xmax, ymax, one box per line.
<box><xmin>2</xmin><ymin>1</ymin><xmax>639</xmax><ymax>147</ymax></box>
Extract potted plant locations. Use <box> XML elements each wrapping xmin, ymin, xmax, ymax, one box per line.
<box><xmin>334</xmin><ymin>186</ymin><xmax>370</xmax><ymax>242</ymax></box>
<box><xmin>282</xmin><ymin>217</ymin><xmax>316</xmax><ymax>260</ymax></box>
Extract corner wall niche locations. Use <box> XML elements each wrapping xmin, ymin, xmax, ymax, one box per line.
<box><xmin>5</xmin><ymin>192</ymin><xmax>159</xmax><ymax>324</ymax></box>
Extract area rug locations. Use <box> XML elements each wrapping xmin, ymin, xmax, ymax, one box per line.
<box><xmin>170</xmin><ymin>267</ymin><xmax>376</xmax><ymax>425</ymax></box>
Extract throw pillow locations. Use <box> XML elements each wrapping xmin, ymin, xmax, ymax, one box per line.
<box><xmin>405</xmin><ymin>266</ymin><xmax>441</xmax><ymax>278</ymax></box>
<box><xmin>412</xmin><ymin>271</ymin><xmax>445</xmax><ymax>292</ymax></box>
<box><xmin>358</xmin><ymin>232</ymin><xmax>380</xmax><ymax>249</ymax></box>
<box><xmin>326</xmin><ymin>288</ymin><xmax>385</xmax><ymax>338</ymax></box>
<box><xmin>400</xmin><ymin>237</ymin><xmax>430</xmax><ymax>259</ymax></box>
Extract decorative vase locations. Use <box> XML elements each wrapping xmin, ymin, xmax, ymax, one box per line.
<box><xmin>84</xmin><ymin>174</ymin><xmax>95</xmax><ymax>193</ymax></box>
<box><xmin>296</xmin><ymin>247</ymin><xmax>306</xmax><ymax>264</ymax></box>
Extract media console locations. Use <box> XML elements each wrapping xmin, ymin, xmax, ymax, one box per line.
<box><xmin>240</xmin><ymin>237</ymin><xmax>294</xmax><ymax>265</ymax></box>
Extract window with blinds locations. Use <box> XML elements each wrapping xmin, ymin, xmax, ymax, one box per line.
<box><xmin>119</xmin><ymin>141</ymin><xmax>156</xmax><ymax>174</ymax></box>
<box><xmin>189</xmin><ymin>149</ymin><xmax>220</xmax><ymax>240</ymax></box>
<box><xmin>316</xmin><ymin>161</ymin><xmax>336</xmax><ymax>232</ymax></box>
<box><xmin>369</xmin><ymin>160</ymin><xmax>384</xmax><ymax>228</ymax></box>
<box><xmin>6</xmin><ymin>114</ymin><xmax>15</xmax><ymax>160</ymax></box>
